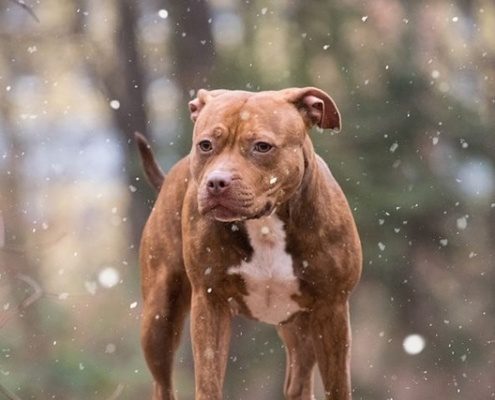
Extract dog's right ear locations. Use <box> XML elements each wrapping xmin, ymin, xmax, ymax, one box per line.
<box><xmin>188</xmin><ymin>89</ymin><xmax>230</xmax><ymax>122</ymax></box>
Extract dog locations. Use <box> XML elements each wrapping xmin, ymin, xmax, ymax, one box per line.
<box><xmin>135</xmin><ymin>87</ymin><xmax>362</xmax><ymax>400</ymax></box>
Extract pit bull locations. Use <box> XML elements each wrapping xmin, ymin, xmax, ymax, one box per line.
<box><xmin>136</xmin><ymin>87</ymin><xmax>362</xmax><ymax>400</ymax></box>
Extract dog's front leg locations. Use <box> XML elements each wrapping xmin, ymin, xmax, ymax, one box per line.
<box><xmin>277</xmin><ymin>313</ymin><xmax>316</xmax><ymax>400</ymax></box>
<box><xmin>311</xmin><ymin>300</ymin><xmax>352</xmax><ymax>400</ymax></box>
<box><xmin>191</xmin><ymin>289</ymin><xmax>231</xmax><ymax>400</ymax></box>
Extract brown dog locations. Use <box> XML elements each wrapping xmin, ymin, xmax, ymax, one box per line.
<box><xmin>136</xmin><ymin>87</ymin><xmax>362</xmax><ymax>400</ymax></box>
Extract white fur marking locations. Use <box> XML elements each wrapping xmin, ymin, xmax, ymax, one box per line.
<box><xmin>228</xmin><ymin>215</ymin><xmax>303</xmax><ymax>324</ymax></box>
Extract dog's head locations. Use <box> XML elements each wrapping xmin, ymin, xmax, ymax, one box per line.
<box><xmin>188</xmin><ymin>87</ymin><xmax>341</xmax><ymax>222</ymax></box>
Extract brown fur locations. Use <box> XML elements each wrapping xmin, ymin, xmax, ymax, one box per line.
<box><xmin>138</xmin><ymin>87</ymin><xmax>362</xmax><ymax>400</ymax></box>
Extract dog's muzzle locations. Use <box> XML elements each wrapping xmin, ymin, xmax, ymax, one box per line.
<box><xmin>198</xmin><ymin>171</ymin><xmax>274</xmax><ymax>222</ymax></box>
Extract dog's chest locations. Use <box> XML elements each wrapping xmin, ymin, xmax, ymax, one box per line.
<box><xmin>228</xmin><ymin>216</ymin><xmax>303</xmax><ymax>325</ymax></box>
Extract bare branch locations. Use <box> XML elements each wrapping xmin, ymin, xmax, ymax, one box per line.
<box><xmin>7</xmin><ymin>0</ymin><xmax>39</xmax><ymax>23</ymax></box>
<box><xmin>105</xmin><ymin>384</ymin><xmax>124</xmax><ymax>400</ymax></box>
<box><xmin>0</xmin><ymin>232</ymin><xmax>67</xmax><ymax>255</ymax></box>
<box><xmin>0</xmin><ymin>213</ymin><xmax>4</xmax><ymax>249</ymax></box>
<box><xmin>0</xmin><ymin>273</ymin><xmax>43</xmax><ymax>329</ymax></box>
<box><xmin>15</xmin><ymin>274</ymin><xmax>43</xmax><ymax>308</ymax></box>
<box><xmin>0</xmin><ymin>381</ymin><xmax>23</xmax><ymax>400</ymax></box>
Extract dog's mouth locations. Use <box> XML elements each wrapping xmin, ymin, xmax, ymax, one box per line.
<box><xmin>200</xmin><ymin>199</ymin><xmax>275</xmax><ymax>222</ymax></box>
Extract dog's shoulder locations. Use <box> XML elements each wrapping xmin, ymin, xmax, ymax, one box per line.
<box><xmin>156</xmin><ymin>156</ymin><xmax>190</xmax><ymax>206</ymax></box>
<box><xmin>315</xmin><ymin>154</ymin><xmax>337</xmax><ymax>185</ymax></box>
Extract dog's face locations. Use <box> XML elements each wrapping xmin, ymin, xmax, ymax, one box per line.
<box><xmin>188</xmin><ymin>87</ymin><xmax>341</xmax><ymax>222</ymax></box>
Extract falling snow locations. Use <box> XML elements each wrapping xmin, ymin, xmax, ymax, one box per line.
<box><xmin>456</xmin><ymin>216</ymin><xmax>468</xmax><ymax>230</ymax></box>
<box><xmin>158</xmin><ymin>9</ymin><xmax>168</xmax><ymax>19</ymax></box>
<box><xmin>109</xmin><ymin>100</ymin><xmax>120</xmax><ymax>110</ymax></box>
<box><xmin>403</xmin><ymin>334</ymin><xmax>426</xmax><ymax>355</ymax></box>
<box><xmin>98</xmin><ymin>267</ymin><xmax>120</xmax><ymax>288</ymax></box>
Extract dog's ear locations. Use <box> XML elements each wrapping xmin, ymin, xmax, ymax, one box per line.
<box><xmin>188</xmin><ymin>89</ymin><xmax>230</xmax><ymax>122</ymax></box>
<box><xmin>188</xmin><ymin>89</ymin><xmax>209</xmax><ymax>122</ymax></box>
<box><xmin>282</xmin><ymin>87</ymin><xmax>341</xmax><ymax>131</ymax></box>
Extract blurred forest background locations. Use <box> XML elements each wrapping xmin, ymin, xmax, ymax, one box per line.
<box><xmin>0</xmin><ymin>0</ymin><xmax>494</xmax><ymax>399</ymax></box>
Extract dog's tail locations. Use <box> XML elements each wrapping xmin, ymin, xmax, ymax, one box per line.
<box><xmin>134</xmin><ymin>131</ymin><xmax>165</xmax><ymax>192</ymax></box>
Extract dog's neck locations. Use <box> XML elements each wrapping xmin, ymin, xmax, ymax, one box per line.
<box><xmin>300</xmin><ymin>134</ymin><xmax>319</xmax><ymax>195</ymax></box>
<box><xmin>276</xmin><ymin>135</ymin><xmax>328</xmax><ymax>225</ymax></box>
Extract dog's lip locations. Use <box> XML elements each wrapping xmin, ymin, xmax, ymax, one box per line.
<box><xmin>201</xmin><ymin>198</ymin><xmax>248</xmax><ymax>214</ymax></box>
<box><xmin>203</xmin><ymin>200</ymin><xmax>275</xmax><ymax>222</ymax></box>
<box><xmin>206</xmin><ymin>204</ymin><xmax>247</xmax><ymax>222</ymax></box>
<box><xmin>200</xmin><ymin>193</ymin><xmax>252</xmax><ymax>211</ymax></box>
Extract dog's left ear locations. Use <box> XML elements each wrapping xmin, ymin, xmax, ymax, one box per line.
<box><xmin>282</xmin><ymin>87</ymin><xmax>341</xmax><ymax>132</ymax></box>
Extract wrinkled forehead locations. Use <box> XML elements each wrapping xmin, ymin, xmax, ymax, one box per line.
<box><xmin>193</xmin><ymin>91</ymin><xmax>305</xmax><ymax>137</ymax></box>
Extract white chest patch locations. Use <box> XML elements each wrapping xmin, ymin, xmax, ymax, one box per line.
<box><xmin>228</xmin><ymin>215</ymin><xmax>303</xmax><ymax>325</ymax></box>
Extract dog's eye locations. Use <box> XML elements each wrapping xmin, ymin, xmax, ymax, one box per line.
<box><xmin>253</xmin><ymin>142</ymin><xmax>273</xmax><ymax>153</ymax></box>
<box><xmin>198</xmin><ymin>140</ymin><xmax>213</xmax><ymax>152</ymax></box>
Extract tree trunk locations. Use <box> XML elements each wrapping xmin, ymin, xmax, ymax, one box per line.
<box><xmin>166</xmin><ymin>0</ymin><xmax>216</xmax><ymax>95</ymax></box>
<box><xmin>112</xmin><ymin>0</ymin><xmax>154</xmax><ymax>250</ymax></box>
<box><xmin>165</xmin><ymin>0</ymin><xmax>216</xmax><ymax>154</ymax></box>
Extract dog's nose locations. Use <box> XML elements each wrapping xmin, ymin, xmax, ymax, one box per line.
<box><xmin>206</xmin><ymin>171</ymin><xmax>232</xmax><ymax>195</ymax></box>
